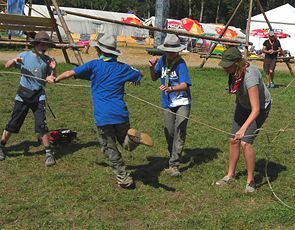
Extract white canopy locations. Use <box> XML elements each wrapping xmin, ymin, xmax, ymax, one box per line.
<box><xmin>24</xmin><ymin>4</ymin><xmax>149</xmax><ymax>38</ymax></box>
<box><xmin>250</xmin><ymin>3</ymin><xmax>295</xmax><ymax>55</ymax></box>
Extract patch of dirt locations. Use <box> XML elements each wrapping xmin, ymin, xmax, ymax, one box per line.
<box><xmin>0</xmin><ymin>46</ymin><xmax>292</xmax><ymax>72</ymax></box>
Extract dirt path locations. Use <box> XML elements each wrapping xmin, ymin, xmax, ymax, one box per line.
<box><xmin>0</xmin><ymin>46</ymin><xmax>292</xmax><ymax>72</ymax></box>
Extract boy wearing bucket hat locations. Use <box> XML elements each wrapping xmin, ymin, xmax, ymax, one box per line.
<box><xmin>0</xmin><ymin>31</ymin><xmax>57</xmax><ymax>166</ymax></box>
<box><xmin>216</xmin><ymin>47</ymin><xmax>271</xmax><ymax>192</ymax></box>
<box><xmin>47</xmin><ymin>34</ymin><xmax>153</xmax><ymax>189</ymax></box>
<box><xmin>149</xmin><ymin>34</ymin><xmax>192</xmax><ymax>177</ymax></box>
<box><xmin>262</xmin><ymin>30</ymin><xmax>282</xmax><ymax>88</ymax></box>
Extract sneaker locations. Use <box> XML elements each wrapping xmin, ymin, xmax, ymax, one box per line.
<box><xmin>245</xmin><ymin>181</ymin><xmax>256</xmax><ymax>193</ymax></box>
<box><xmin>270</xmin><ymin>82</ymin><xmax>275</xmax><ymax>88</ymax></box>
<box><xmin>127</xmin><ymin>128</ymin><xmax>154</xmax><ymax>147</ymax></box>
<box><xmin>45</xmin><ymin>152</ymin><xmax>56</xmax><ymax>167</ymax></box>
<box><xmin>116</xmin><ymin>174</ymin><xmax>134</xmax><ymax>189</ymax></box>
<box><xmin>0</xmin><ymin>145</ymin><xmax>5</xmax><ymax>161</ymax></box>
<box><xmin>164</xmin><ymin>166</ymin><xmax>181</xmax><ymax>177</ymax></box>
<box><xmin>216</xmin><ymin>175</ymin><xmax>235</xmax><ymax>186</ymax></box>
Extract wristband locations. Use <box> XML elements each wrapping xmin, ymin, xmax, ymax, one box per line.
<box><xmin>53</xmin><ymin>77</ymin><xmax>57</xmax><ymax>83</ymax></box>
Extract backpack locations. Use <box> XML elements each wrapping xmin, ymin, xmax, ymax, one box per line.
<box><xmin>49</xmin><ymin>129</ymin><xmax>77</xmax><ymax>145</ymax></box>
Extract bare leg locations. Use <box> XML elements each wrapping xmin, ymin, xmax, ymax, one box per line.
<box><xmin>270</xmin><ymin>71</ymin><xmax>274</xmax><ymax>83</ymax></box>
<box><xmin>1</xmin><ymin>130</ymin><xmax>11</xmax><ymax>145</ymax></box>
<box><xmin>227</xmin><ymin>138</ymin><xmax>240</xmax><ymax>178</ymax></box>
<box><xmin>241</xmin><ymin>141</ymin><xmax>255</xmax><ymax>184</ymax></box>
<box><xmin>40</xmin><ymin>133</ymin><xmax>50</xmax><ymax>147</ymax></box>
<box><xmin>265</xmin><ymin>72</ymin><xmax>271</xmax><ymax>86</ymax></box>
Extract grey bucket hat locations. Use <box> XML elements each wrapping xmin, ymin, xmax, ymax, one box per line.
<box><xmin>157</xmin><ymin>34</ymin><xmax>186</xmax><ymax>52</ymax></box>
<box><xmin>30</xmin><ymin>31</ymin><xmax>54</xmax><ymax>46</ymax></box>
<box><xmin>90</xmin><ymin>34</ymin><xmax>121</xmax><ymax>56</ymax></box>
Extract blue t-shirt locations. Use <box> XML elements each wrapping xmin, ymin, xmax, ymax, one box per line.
<box><xmin>15</xmin><ymin>51</ymin><xmax>52</xmax><ymax>101</ymax></box>
<box><xmin>154</xmin><ymin>55</ymin><xmax>192</xmax><ymax>108</ymax></box>
<box><xmin>73</xmin><ymin>59</ymin><xmax>141</xmax><ymax>126</ymax></box>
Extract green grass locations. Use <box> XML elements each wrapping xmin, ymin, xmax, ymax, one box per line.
<box><xmin>0</xmin><ymin>63</ymin><xmax>295</xmax><ymax>229</ymax></box>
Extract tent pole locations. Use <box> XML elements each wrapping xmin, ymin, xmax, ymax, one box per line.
<box><xmin>244</xmin><ymin>0</ymin><xmax>254</xmax><ymax>59</ymax></box>
<box><xmin>199</xmin><ymin>0</ymin><xmax>244</xmax><ymax>68</ymax></box>
<box><xmin>25</xmin><ymin>0</ymin><xmax>33</xmax><ymax>49</ymax></box>
<box><xmin>64</xmin><ymin>10</ymin><xmax>247</xmax><ymax>45</ymax></box>
<box><xmin>255</xmin><ymin>0</ymin><xmax>272</xmax><ymax>30</ymax></box>
<box><xmin>44</xmin><ymin>0</ymin><xmax>71</xmax><ymax>64</ymax></box>
<box><xmin>50</xmin><ymin>0</ymin><xmax>84</xmax><ymax>65</ymax></box>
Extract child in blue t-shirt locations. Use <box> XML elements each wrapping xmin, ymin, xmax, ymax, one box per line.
<box><xmin>47</xmin><ymin>34</ymin><xmax>154</xmax><ymax>189</ymax></box>
<box><xmin>149</xmin><ymin>34</ymin><xmax>192</xmax><ymax>177</ymax></box>
<box><xmin>0</xmin><ymin>31</ymin><xmax>57</xmax><ymax>167</ymax></box>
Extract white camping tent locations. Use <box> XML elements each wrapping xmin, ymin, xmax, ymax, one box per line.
<box><xmin>250</xmin><ymin>3</ymin><xmax>295</xmax><ymax>55</ymax></box>
<box><xmin>24</xmin><ymin>4</ymin><xmax>148</xmax><ymax>38</ymax></box>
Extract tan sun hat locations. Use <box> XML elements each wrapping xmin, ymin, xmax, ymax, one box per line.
<box><xmin>157</xmin><ymin>34</ymin><xmax>186</xmax><ymax>52</ymax></box>
<box><xmin>90</xmin><ymin>34</ymin><xmax>121</xmax><ymax>56</ymax></box>
<box><xmin>30</xmin><ymin>31</ymin><xmax>54</xmax><ymax>46</ymax></box>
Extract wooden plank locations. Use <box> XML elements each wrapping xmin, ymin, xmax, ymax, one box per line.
<box><xmin>0</xmin><ymin>24</ymin><xmax>53</xmax><ymax>31</ymax></box>
<box><xmin>0</xmin><ymin>14</ymin><xmax>53</xmax><ymax>27</ymax></box>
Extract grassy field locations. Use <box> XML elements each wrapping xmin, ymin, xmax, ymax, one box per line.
<box><xmin>0</xmin><ymin>63</ymin><xmax>295</xmax><ymax>229</ymax></box>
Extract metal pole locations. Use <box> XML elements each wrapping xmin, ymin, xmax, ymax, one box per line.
<box><xmin>154</xmin><ymin>0</ymin><xmax>170</xmax><ymax>48</ymax></box>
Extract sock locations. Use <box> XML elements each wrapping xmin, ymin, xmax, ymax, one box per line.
<box><xmin>45</xmin><ymin>147</ymin><xmax>53</xmax><ymax>156</ymax></box>
<box><xmin>0</xmin><ymin>140</ymin><xmax>6</xmax><ymax>146</ymax></box>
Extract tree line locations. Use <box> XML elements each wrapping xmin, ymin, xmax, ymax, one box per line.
<box><xmin>31</xmin><ymin>0</ymin><xmax>295</xmax><ymax>29</ymax></box>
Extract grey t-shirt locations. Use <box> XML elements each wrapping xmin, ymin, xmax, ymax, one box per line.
<box><xmin>236</xmin><ymin>64</ymin><xmax>271</xmax><ymax>110</ymax></box>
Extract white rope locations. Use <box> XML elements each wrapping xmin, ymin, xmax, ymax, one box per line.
<box><xmin>1</xmin><ymin>70</ymin><xmax>295</xmax><ymax>209</ymax></box>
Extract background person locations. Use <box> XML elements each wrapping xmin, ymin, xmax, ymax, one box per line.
<box><xmin>47</xmin><ymin>34</ymin><xmax>153</xmax><ymax>189</ymax></box>
<box><xmin>0</xmin><ymin>31</ymin><xmax>56</xmax><ymax>167</ymax></box>
<box><xmin>262</xmin><ymin>30</ymin><xmax>282</xmax><ymax>88</ymax></box>
<box><xmin>216</xmin><ymin>47</ymin><xmax>271</xmax><ymax>193</ymax></box>
<box><xmin>149</xmin><ymin>34</ymin><xmax>192</xmax><ymax>177</ymax></box>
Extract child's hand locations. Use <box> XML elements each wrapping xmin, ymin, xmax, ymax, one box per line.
<box><xmin>46</xmin><ymin>75</ymin><xmax>55</xmax><ymax>83</ymax></box>
<box><xmin>149</xmin><ymin>57</ymin><xmax>158</xmax><ymax>67</ymax></box>
<box><xmin>49</xmin><ymin>58</ymin><xmax>57</xmax><ymax>70</ymax></box>
<box><xmin>14</xmin><ymin>58</ymin><xmax>23</xmax><ymax>63</ymax></box>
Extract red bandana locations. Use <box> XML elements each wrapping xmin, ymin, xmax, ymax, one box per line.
<box><xmin>228</xmin><ymin>62</ymin><xmax>250</xmax><ymax>94</ymax></box>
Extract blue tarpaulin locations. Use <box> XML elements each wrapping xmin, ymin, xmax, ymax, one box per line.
<box><xmin>7</xmin><ymin>0</ymin><xmax>25</xmax><ymax>36</ymax></box>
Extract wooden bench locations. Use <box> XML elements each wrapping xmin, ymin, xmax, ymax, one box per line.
<box><xmin>0</xmin><ymin>13</ymin><xmax>55</xmax><ymax>32</ymax></box>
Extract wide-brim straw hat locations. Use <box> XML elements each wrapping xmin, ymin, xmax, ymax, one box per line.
<box><xmin>30</xmin><ymin>31</ymin><xmax>54</xmax><ymax>46</ymax></box>
<box><xmin>90</xmin><ymin>34</ymin><xmax>121</xmax><ymax>56</ymax></box>
<box><xmin>157</xmin><ymin>34</ymin><xmax>186</xmax><ymax>52</ymax></box>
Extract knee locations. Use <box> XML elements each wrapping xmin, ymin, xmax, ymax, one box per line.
<box><xmin>240</xmin><ymin>141</ymin><xmax>252</xmax><ymax>150</ymax></box>
<box><xmin>229</xmin><ymin>138</ymin><xmax>239</xmax><ymax>146</ymax></box>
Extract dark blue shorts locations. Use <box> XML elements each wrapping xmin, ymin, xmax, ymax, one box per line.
<box><xmin>5</xmin><ymin>100</ymin><xmax>48</xmax><ymax>134</ymax></box>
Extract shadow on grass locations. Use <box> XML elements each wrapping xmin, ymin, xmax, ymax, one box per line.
<box><xmin>126</xmin><ymin>147</ymin><xmax>221</xmax><ymax>191</ymax></box>
<box><xmin>128</xmin><ymin>156</ymin><xmax>176</xmax><ymax>192</ymax></box>
<box><xmin>5</xmin><ymin>140</ymin><xmax>98</xmax><ymax>159</ymax></box>
<box><xmin>180</xmin><ymin>147</ymin><xmax>222</xmax><ymax>172</ymax></box>
<box><xmin>236</xmin><ymin>159</ymin><xmax>287</xmax><ymax>188</ymax></box>
<box><xmin>254</xmin><ymin>159</ymin><xmax>287</xmax><ymax>188</ymax></box>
